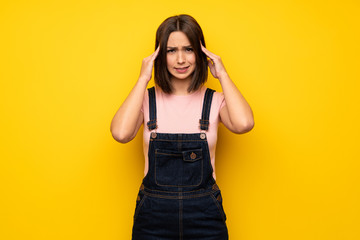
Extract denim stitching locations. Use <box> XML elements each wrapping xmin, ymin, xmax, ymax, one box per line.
<box><xmin>133</xmin><ymin>195</ymin><xmax>147</xmax><ymax>223</ymax></box>
<box><xmin>141</xmin><ymin>190</ymin><xmax>218</xmax><ymax>199</ymax></box>
<box><xmin>183</xmin><ymin>157</ymin><xmax>202</xmax><ymax>162</ymax></box>
<box><xmin>142</xmin><ymin>186</ymin><xmax>209</xmax><ymax>194</ymax></box>
<box><xmin>155</xmin><ymin>152</ymin><xmax>182</xmax><ymax>157</ymax></box>
<box><xmin>210</xmin><ymin>193</ymin><xmax>226</xmax><ymax>222</ymax></box>
<box><xmin>152</xmin><ymin>139</ymin><xmax>206</xmax><ymax>142</ymax></box>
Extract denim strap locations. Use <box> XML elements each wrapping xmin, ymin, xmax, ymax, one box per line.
<box><xmin>147</xmin><ymin>86</ymin><xmax>157</xmax><ymax>131</ymax></box>
<box><xmin>199</xmin><ymin>88</ymin><xmax>215</xmax><ymax>131</ymax></box>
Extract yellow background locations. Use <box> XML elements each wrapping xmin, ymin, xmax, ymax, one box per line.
<box><xmin>1</xmin><ymin>0</ymin><xmax>359</xmax><ymax>239</ymax></box>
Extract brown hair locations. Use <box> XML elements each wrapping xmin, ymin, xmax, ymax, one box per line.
<box><xmin>154</xmin><ymin>14</ymin><xmax>208</xmax><ymax>94</ymax></box>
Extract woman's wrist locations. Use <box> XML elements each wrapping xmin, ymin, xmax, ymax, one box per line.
<box><xmin>137</xmin><ymin>75</ymin><xmax>151</xmax><ymax>85</ymax></box>
<box><xmin>218</xmin><ymin>71</ymin><xmax>229</xmax><ymax>83</ymax></box>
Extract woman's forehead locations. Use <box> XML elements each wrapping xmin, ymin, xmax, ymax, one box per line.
<box><xmin>167</xmin><ymin>31</ymin><xmax>191</xmax><ymax>47</ymax></box>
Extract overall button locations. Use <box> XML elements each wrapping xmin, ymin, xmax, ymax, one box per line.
<box><xmin>190</xmin><ymin>152</ymin><xmax>197</xmax><ymax>159</ymax></box>
<box><xmin>200</xmin><ymin>133</ymin><xmax>206</xmax><ymax>139</ymax></box>
<box><xmin>151</xmin><ymin>132</ymin><xmax>157</xmax><ymax>138</ymax></box>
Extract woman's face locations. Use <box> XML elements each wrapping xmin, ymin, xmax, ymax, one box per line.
<box><xmin>166</xmin><ymin>31</ymin><xmax>196</xmax><ymax>81</ymax></box>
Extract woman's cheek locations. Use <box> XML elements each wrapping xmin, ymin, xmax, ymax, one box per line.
<box><xmin>166</xmin><ymin>55</ymin><xmax>175</xmax><ymax>66</ymax></box>
<box><xmin>190</xmin><ymin>53</ymin><xmax>196</xmax><ymax>64</ymax></box>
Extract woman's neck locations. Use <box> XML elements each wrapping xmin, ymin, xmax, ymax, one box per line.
<box><xmin>170</xmin><ymin>77</ymin><xmax>192</xmax><ymax>95</ymax></box>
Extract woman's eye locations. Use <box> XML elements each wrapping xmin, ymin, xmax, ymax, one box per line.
<box><xmin>186</xmin><ymin>48</ymin><xmax>193</xmax><ymax>52</ymax></box>
<box><xmin>167</xmin><ymin>49</ymin><xmax>175</xmax><ymax>53</ymax></box>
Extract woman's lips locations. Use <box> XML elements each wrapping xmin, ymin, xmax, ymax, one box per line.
<box><xmin>175</xmin><ymin>66</ymin><xmax>189</xmax><ymax>73</ymax></box>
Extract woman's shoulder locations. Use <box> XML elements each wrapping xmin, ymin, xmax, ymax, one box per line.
<box><xmin>209</xmin><ymin>88</ymin><xmax>226</xmax><ymax>111</ymax></box>
<box><xmin>202</xmin><ymin>86</ymin><xmax>224</xmax><ymax>101</ymax></box>
<box><xmin>213</xmin><ymin>90</ymin><xmax>224</xmax><ymax>101</ymax></box>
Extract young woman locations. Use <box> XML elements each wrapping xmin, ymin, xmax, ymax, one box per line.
<box><xmin>111</xmin><ymin>14</ymin><xmax>254</xmax><ymax>240</ymax></box>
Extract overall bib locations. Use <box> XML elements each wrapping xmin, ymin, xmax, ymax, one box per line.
<box><xmin>132</xmin><ymin>87</ymin><xmax>229</xmax><ymax>240</ymax></box>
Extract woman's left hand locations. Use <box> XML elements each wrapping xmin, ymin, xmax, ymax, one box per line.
<box><xmin>200</xmin><ymin>43</ymin><xmax>228</xmax><ymax>79</ymax></box>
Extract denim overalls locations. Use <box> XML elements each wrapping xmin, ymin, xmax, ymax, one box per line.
<box><xmin>132</xmin><ymin>87</ymin><xmax>229</xmax><ymax>240</ymax></box>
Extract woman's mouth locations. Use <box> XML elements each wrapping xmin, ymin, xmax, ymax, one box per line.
<box><xmin>175</xmin><ymin>66</ymin><xmax>190</xmax><ymax>73</ymax></box>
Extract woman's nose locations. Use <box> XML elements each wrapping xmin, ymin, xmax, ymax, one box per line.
<box><xmin>176</xmin><ymin>52</ymin><xmax>185</xmax><ymax>64</ymax></box>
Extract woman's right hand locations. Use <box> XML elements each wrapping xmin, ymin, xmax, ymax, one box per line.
<box><xmin>139</xmin><ymin>45</ymin><xmax>160</xmax><ymax>83</ymax></box>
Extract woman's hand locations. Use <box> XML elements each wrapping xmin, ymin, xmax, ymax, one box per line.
<box><xmin>139</xmin><ymin>45</ymin><xmax>160</xmax><ymax>83</ymax></box>
<box><xmin>201</xmin><ymin>42</ymin><xmax>254</xmax><ymax>134</ymax></box>
<box><xmin>200</xmin><ymin>43</ymin><xmax>228</xmax><ymax>80</ymax></box>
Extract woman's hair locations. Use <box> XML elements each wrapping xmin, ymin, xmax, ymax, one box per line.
<box><xmin>154</xmin><ymin>14</ymin><xmax>208</xmax><ymax>94</ymax></box>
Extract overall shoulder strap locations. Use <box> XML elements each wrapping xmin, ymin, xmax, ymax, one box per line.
<box><xmin>199</xmin><ymin>88</ymin><xmax>216</xmax><ymax>131</ymax></box>
<box><xmin>147</xmin><ymin>86</ymin><xmax>157</xmax><ymax>131</ymax></box>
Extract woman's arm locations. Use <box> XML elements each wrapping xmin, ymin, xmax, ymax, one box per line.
<box><xmin>110</xmin><ymin>46</ymin><xmax>160</xmax><ymax>143</ymax></box>
<box><xmin>201</xmin><ymin>44</ymin><xmax>254</xmax><ymax>134</ymax></box>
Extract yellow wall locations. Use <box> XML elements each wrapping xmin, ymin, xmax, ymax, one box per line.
<box><xmin>1</xmin><ymin>0</ymin><xmax>359</xmax><ymax>239</ymax></box>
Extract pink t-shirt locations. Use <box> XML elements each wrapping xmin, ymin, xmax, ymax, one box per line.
<box><xmin>141</xmin><ymin>85</ymin><xmax>226</xmax><ymax>180</ymax></box>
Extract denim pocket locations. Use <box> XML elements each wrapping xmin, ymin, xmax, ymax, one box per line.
<box><xmin>155</xmin><ymin>148</ymin><xmax>203</xmax><ymax>187</ymax></box>
<box><xmin>210</xmin><ymin>190</ymin><xmax>227</xmax><ymax>222</ymax></box>
<box><xmin>133</xmin><ymin>191</ymin><xmax>147</xmax><ymax>222</ymax></box>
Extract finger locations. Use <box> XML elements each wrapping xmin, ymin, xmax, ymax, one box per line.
<box><xmin>155</xmin><ymin>44</ymin><xmax>160</xmax><ymax>53</ymax></box>
<box><xmin>200</xmin><ymin>44</ymin><xmax>218</xmax><ymax>60</ymax></box>
<box><xmin>155</xmin><ymin>45</ymin><xmax>160</xmax><ymax>55</ymax></box>
<box><xmin>200</xmin><ymin>43</ymin><xmax>208</xmax><ymax>54</ymax></box>
<box><xmin>200</xmin><ymin>43</ymin><xmax>211</xmax><ymax>54</ymax></box>
<box><xmin>151</xmin><ymin>45</ymin><xmax>161</xmax><ymax>60</ymax></box>
<box><xmin>201</xmin><ymin>46</ymin><xmax>212</xmax><ymax>59</ymax></box>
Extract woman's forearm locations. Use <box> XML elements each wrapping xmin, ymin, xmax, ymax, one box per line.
<box><xmin>219</xmin><ymin>72</ymin><xmax>254</xmax><ymax>133</ymax></box>
<box><xmin>110</xmin><ymin>77</ymin><xmax>148</xmax><ymax>143</ymax></box>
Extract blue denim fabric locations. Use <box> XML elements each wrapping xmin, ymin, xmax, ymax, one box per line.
<box><xmin>132</xmin><ymin>87</ymin><xmax>228</xmax><ymax>240</ymax></box>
